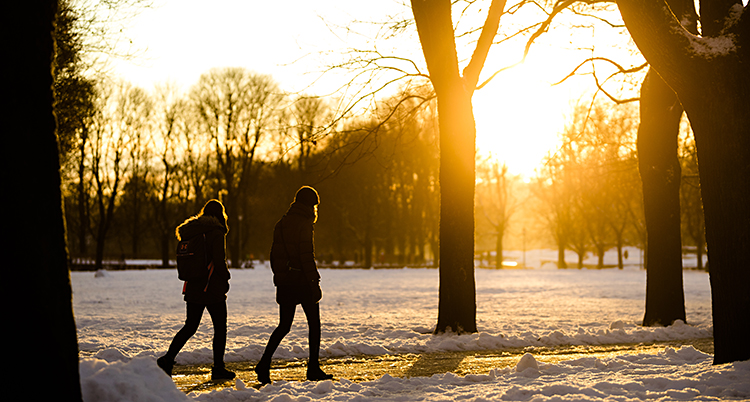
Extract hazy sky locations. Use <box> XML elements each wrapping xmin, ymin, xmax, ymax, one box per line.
<box><xmin>107</xmin><ymin>0</ymin><xmax>639</xmax><ymax>177</ymax></box>
<box><xmin>110</xmin><ymin>0</ymin><xmax>407</xmax><ymax>93</ymax></box>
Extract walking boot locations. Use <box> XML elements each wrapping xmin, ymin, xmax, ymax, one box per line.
<box><xmin>254</xmin><ymin>360</ymin><xmax>271</xmax><ymax>385</ymax></box>
<box><xmin>211</xmin><ymin>365</ymin><xmax>236</xmax><ymax>381</ymax></box>
<box><xmin>156</xmin><ymin>356</ymin><xmax>174</xmax><ymax>376</ymax></box>
<box><xmin>306</xmin><ymin>365</ymin><xmax>333</xmax><ymax>381</ymax></box>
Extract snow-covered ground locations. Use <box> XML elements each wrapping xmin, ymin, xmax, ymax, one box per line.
<box><xmin>73</xmin><ymin>249</ymin><xmax>750</xmax><ymax>401</ymax></box>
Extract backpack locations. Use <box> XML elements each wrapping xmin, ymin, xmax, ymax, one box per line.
<box><xmin>176</xmin><ymin>233</ymin><xmax>212</xmax><ymax>281</ymax></box>
<box><xmin>270</xmin><ymin>217</ymin><xmax>293</xmax><ymax>276</ymax></box>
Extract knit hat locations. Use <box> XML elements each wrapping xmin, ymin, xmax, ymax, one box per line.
<box><xmin>295</xmin><ymin>186</ymin><xmax>319</xmax><ymax>207</ymax></box>
<box><xmin>202</xmin><ymin>199</ymin><xmax>225</xmax><ymax>219</ymax></box>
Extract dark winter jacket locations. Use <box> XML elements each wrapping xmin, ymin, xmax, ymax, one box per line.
<box><xmin>270</xmin><ymin>201</ymin><xmax>321</xmax><ymax>287</ymax></box>
<box><xmin>176</xmin><ymin>215</ymin><xmax>230</xmax><ymax>304</ymax></box>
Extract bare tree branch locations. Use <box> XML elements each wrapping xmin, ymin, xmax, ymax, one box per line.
<box><xmin>463</xmin><ymin>0</ymin><xmax>509</xmax><ymax>89</ymax></box>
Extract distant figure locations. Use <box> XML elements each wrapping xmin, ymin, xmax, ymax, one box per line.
<box><xmin>254</xmin><ymin>186</ymin><xmax>332</xmax><ymax>384</ymax></box>
<box><xmin>157</xmin><ymin>200</ymin><xmax>235</xmax><ymax>381</ymax></box>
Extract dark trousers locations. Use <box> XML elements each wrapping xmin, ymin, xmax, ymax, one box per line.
<box><xmin>165</xmin><ymin>301</ymin><xmax>228</xmax><ymax>367</ymax></box>
<box><xmin>260</xmin><ymin>302</ymin><xmax>321</xmax><ymax>367</ymax></box>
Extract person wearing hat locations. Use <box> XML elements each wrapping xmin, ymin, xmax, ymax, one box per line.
<box><xmin>254</xmin><ymin>186</ymin><xmax>332</xmax><ymax>384</ymax></box>
<box><xmin>157</xmin><ymin>199</ymin><xmax>235</xmax><ymax>381</ymax></box>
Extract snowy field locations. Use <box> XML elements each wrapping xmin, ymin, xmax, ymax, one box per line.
<box><xmin>73</xmin><ymin>249</ymin><xmax>750</xmax><ymax>401</ymax></box>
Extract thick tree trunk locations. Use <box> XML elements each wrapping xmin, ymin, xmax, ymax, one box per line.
<box><xmin>10</xmin><ymin>1</ymin><xmax>82</xmax><ymax>399</ymax></box>
<box><xmin>687</xmin><ymin>89</ymin><xmax>750</xmax><ymax>364</ymax></box>
<box><xmin>435</xmin><ymin>80</ymin><xmax>478</xmax><ymax>333</ymax></box>
<box><xmin>618</xmin><ymin>0</ymin><xmax>750</xmax><ymax>364</ymax></box>
<box><xmin>411</xmin><ymin>0</ymin><xmax>478</xmax><ymax>334</ymax></box>
<box><xmin>638</xmin><ymin>69</ymin><xmax>686</xmax><ymax>326</ymax></box>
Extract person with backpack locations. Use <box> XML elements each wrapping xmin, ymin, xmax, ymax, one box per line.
<box><xmin>157</xmin><ymin>199</ymin><xmax>235</xmax><ymax>381</ymax></box>
<box><xmin>254</xmin><ymin>186</ymin><xmax>332</xmax><ymax>384</ymax></box>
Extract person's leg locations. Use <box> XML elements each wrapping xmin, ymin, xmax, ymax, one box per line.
<box><xmin>207</xmin><ymin>301</ymin><xmax>235</xmax><ymax>380</ymax></box>
<box><xmin>301</xmin><ymin>302</ymin><xmax>321</xmax><ymax>365</ymax></box>
<box><xmin>301</xmin><ymin>302</ymin><xmax>331</xmax><ymax>380</ymax></box>
<box><xmin>158</xmin><ymin>303</ymin><xmax>205</xmax><ymax>375</ymax></box>
<box><xmin>206</xmin><ymin>301</ymin><xmax>228</xmax><ymax>367</ymax></box>
<box><xmin>255</xmin><ymin>304</ymin><xmax>296</xmax><ymax>383</ymax></box>
<box><xmin>165</xmin><ymin>302</ymin><xmax>204</xmax><ymax>359</ymax></box>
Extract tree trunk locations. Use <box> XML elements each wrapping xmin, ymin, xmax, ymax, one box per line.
<box><xmin>10</xmin><ymin>1</ymin><xmax>82</xmax><ymax>398</ymax></box>
<box><xmin>76</xmin><ymin>130</ymin><xmax>89</xmax><ymax>256</ymax></box>
<box><xmin>94</xmin><ymin>192</ymin><xmax>116</xmax><ymax>270</ymax></box>
<box><xmin>495</xmin><ymin>228</ymin><xmax>504</xmax><ymax>268</ymax></box>
<box><xmin>364</xmin><ymin>232</ymin><xmax>373</xmax><ymax>269</ymax></box>
<box><xmin>557</xmin><ymin>243</ymin><xmax>567</xmax><ymax>269</ymax></box>
<box><xmin>688</xmin><ymin>87</ymin><xmax>750</xmax><ymax>364</ymax></box>
<box><xmin>618</xmin><ymin>0</ymin><xmax>750</xmax><ymax>363</ymax></box>
<box><xmin>411</xmin><ymin>0</ymin><xmax>479</xmax><ymax>334</ymax></box>
<box><xmin>225</xmin><ymin>193</ymin><xmax>240</xmax><ymax>267</ymax></box>
<box><xmin>161</xmin><ymin>231</ymin><xmax>170</xmax><ymax>268</ymax></box>
<box><xmin>131</xmin><ymin>177</ymin><xmax>141</xmax><ymax>258</ymax></box>
<box><xmin>638</xmin><ymin>69</ymin><xmax>686</xmax><ymax>326</ymax></box>
<box><xmin>435</xmin><ymin>79</ymin><xmax>478</xmax><ymax>333</ymax></box>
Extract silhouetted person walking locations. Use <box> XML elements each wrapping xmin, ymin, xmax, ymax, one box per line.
<box><xmin>255</xmin><ymin>186</ymin><xmax>332</xmax><ymax>384</ymax></box>
<box><xmin>157</xmin><ymin>200</ymin><xmax>236</xmax><ymax>381</ymax></box>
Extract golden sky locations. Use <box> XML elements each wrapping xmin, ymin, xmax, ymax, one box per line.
<box><xmin>108</xmin><ymin>0</ymin><xmax>642</xmax><ymax>178</ymax></box>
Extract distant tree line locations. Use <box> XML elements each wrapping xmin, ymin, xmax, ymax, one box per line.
<box><xmin>56</xmin><ymin>65</ymin><xmax>705</xmax><ymax>272</ymax></box>
<box><xmin>52</xmin><ymin>1</ymin><xmax>707</xmax><ymax>274</ymax></box>
<box><xmin>56</xmin><ymin>69</ymin><xmax>445</xmax><ymax>270</ymax></box>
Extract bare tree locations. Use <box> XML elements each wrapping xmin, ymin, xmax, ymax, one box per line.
<box><xmin>534</xmin><ymin>151</ymin><xmax>574</xmax><ymax>269</ymax></box>
<box><xmin>633</xmin><ymin>0</ymin><xmax>698</xmax><ymax>325</ymax></box>
<box><xmin>151</xmin><ymin>83</ymin><xmax>187</xmax><ymax>267</ymax></box>
<box><xmin>191</xmin><ymin>67</ymin><xmax>284</xmax><ymax>266</ymax></box>
<box><xmin>410</xmin><ymin>0</ymin><xmax>508</xmax><ymax>334</ymax></box>
<box><xmin>88</xmin><ymin>81</ymin><xmax>127</xmax><ymax>269</ymax></box>
<box><xmin>476</xmin><ymin>159</ymin><xmax>520</xmax><ymax>268</ymax></box>
<box><xmin>291</xmin><ymin>96</ymin><xmax>330</xmax><ymax>183</ymax></box>
<box><xmin>618</xmin><ymin>0</ymin><xmax>750</xmax><ymax>363</ymax></box>
<box><xmin>119</xmin><ymin>85</ymin><xmax>153</xmax><ymax>259</ymax></box>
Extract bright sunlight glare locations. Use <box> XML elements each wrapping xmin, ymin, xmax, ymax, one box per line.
<box><xmin>105</xmin><ymin>0</ymin><xmax>622</xmax><ymax>179</ymax></box>
<box><xmin>473</xmin><ymin>59</ymin><xmax>573</xmax><ymax>179</ymax></box>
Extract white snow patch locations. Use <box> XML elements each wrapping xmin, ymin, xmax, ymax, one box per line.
<box><xmin>69</xmin><ymin>257</ymin><xmax>746</xmax><ymax>401</ymax></box>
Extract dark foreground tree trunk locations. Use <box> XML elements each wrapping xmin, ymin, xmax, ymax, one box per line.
<box><xmin>638</xmin><ymin>69</ymin><xmax>686</xmax><ymax>326</ymax></box>
<box><xmin>10</xmin><ymin>1</ymin><xmax>82</xmax><ymax>399</ymax></box>
<box><xmin>618</xmin><ymin>0</ymin><xmax>750</xmax><ymax>364</ymax></box>
<box><xmin>688</xmin><ymin>86</ymin><xmax>750</xmax><ymax>365</ymax></box>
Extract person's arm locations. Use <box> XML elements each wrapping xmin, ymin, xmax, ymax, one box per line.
<box><xmin>211</xmin><ymin>231</ymin><xmax>230</xmax><ymax>279</ymax></box>
<box><xmin>298</xmin><ymin>222</ymin><xmax>320</xmax><ymax>282</ymax></box>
